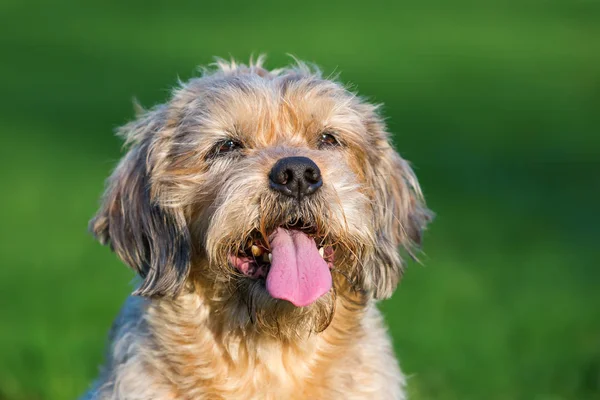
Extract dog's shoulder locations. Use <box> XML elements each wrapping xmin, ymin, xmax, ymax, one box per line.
<box><xmin>107</xmin><ymin>296</ymin><xmax>147</xmax><ymax>343</ymax></box>
<box><xmin>81</xmin><ymin>296</ymin><xmax>176</xmax><ymax>400</ymax></box>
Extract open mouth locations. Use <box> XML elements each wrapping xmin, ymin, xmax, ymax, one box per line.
<box><xmin>228</xmin><ymin>222</ymin><xmax>335</xmax><ymax>307</ymax></box>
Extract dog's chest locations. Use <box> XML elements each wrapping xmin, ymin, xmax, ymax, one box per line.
<box><xmin>175</xmin><ymin>336</ymin><xmax>325</xmax><ymax>399</ymax></box>
<box><xmin>141</xmin><ymin>295</ymin><xmax>401</xmax><ymax>399</ymax></box>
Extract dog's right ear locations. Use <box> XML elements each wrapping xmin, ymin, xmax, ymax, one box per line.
<box><xmin>89</xmin><ymin>107</ymin><xmax>191</xmax><ymax>298</ymax></box>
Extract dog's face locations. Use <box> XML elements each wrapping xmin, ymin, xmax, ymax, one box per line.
<box><xmin>90</xmin><ymin>59</ymin><xmax>430</xmax><ymax>338</ymax></box>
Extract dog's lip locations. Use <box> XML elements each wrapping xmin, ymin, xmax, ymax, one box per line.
<box><xmin>230</xmin><ymin>228</ymin><xmax>335</xmax><ymax>279</ymax></box>
<box><xmin>240</xmin><ymin>221</ymin><xmax>326</xmax><ymax>253</ymax></box>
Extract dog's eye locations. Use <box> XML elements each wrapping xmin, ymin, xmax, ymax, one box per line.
<box><xmin>215</xmin><ymin>139</ymin><xmax>243</xmax><ymax>155</ymax></box>
<box><xmin>318</xmin><ymin>132</ymin><xmax>340</xmax><ymax>149</ymax></box>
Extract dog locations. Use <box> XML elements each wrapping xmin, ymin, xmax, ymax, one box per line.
<box><xmin>83</xmin><ymin>57</ymin><xmax>431</xmax><ymax>399</ymax></box>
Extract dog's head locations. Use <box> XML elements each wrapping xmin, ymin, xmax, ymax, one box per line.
<box><xmin>90</xmin><ymin>58</ymin><xmax>431</xmax><ymax>338</ymax></box>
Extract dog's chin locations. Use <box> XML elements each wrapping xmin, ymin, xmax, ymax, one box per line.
<box><xmin>221</xmin><ymin>223</ymin><xmax>340</xmax><ymax>339</ymax></box>
<box><xmin>234</xmin><ymin>279</ymin><xmax>337</xmax><ymax>340</ymax></box>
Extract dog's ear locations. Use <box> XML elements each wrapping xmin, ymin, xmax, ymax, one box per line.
<box><xmin>89</xmin><ymin>108</ymin><xmax>191</xmax><ymax>297</ymax></box>
<box><xmin>364</xmin><ymin>136</ymin><xmax>432</xmax><ymax>299</ymax></box>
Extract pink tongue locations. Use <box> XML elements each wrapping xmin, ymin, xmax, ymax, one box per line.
<box><xmin>266</xmin><ymin>228</ymin><xmax>332</xmax><ymax>307</ymax></box>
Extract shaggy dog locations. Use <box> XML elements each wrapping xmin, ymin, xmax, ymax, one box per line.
<box><xmin>83</xmin><ymin>57</ymin><xmax>431</xmax><ymax>399</ymax></box>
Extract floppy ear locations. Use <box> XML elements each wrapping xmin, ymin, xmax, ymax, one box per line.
<box><xmin>89</xmin><ymin>110</ymin><xmax>191</xmax><ymax>298</ymax></box>
<box><xmin>364</xmin><ymin>138</ymin><xmax>432</xmax><ymax>299</ymax></box>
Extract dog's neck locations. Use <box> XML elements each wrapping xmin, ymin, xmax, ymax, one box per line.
<box><xmin>144</xmin><ymin>286</ymin><xmax>370</xmax><ymax>397</ymax></box>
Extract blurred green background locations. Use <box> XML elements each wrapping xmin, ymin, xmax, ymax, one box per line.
<box><xmin>1</xmin><ymin>0</ymin><xmax>599</xmax><ymax>399</ymax></box>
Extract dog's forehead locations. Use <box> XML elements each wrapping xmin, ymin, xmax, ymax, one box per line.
<box><xmin>180</xmin><ymin>74</ymin><xmax>370</xmax><ymax>147</ymax></box>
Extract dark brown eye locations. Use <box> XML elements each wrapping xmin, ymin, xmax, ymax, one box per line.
<box><xmin>318</xmin><ymin>132</ymin><xmax>340</xmax><ymax>148</ymax></box>
<box><xmin>215</xmin><ymin>139</ymin><xmax>243</xmax><ymax>155</ymax></box>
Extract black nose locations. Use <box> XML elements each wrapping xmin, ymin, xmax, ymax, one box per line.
<box><xmin>269</xmin><ymin>156</ymin><xmax>323</xmax><ymax>199</ymax></box>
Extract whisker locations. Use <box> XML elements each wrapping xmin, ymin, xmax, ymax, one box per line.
<box><xmin>330</xmin><ymin>268</ymin><xmax>361</xmax><ymax>292</ymax></box>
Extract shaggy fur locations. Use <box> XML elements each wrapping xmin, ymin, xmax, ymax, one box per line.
<box><xmin>83</xmin><ymin>57</ymin><xmax>431</xmax><ymax>399</ymax></box>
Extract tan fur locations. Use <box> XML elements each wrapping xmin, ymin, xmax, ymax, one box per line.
<box><xmin>84</xmin><ymin>57</ymin><xmax>431</xmax><ymax>399</ymax></box>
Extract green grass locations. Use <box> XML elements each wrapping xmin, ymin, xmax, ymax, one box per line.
<box><xmin>1</xmin><ymin>1</ymin><xmax>599</xmax><ymax>399</ymax></box>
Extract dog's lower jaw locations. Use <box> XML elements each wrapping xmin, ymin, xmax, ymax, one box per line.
<box><xmin>83</xmin><ymin>290</ymin><xmax>406</xmax><ymax>400</ymax></box>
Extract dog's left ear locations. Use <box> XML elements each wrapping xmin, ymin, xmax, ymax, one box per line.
<box><xmin>364</xmin><ymin>134</ymin><xmax>432</xmax><ymax>299</ymax></box>
<box><xmin>89</xmin><ymin>107</ymin><xmax>191</xmax><ymax>297</ymax></box>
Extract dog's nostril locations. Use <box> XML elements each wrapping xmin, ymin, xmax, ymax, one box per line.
<box><xmin>269</xmin><ymin>156</ymin><xmax>323</xmax><ymax>199</ymax></box>
<box><xmin>282</xmin><ymin>170</ymin><xmax>293</xmax><ymax>185</ymax></box>
<box><xmin>304</xmin><ymin>168</ymin><xmax>320</xmax><ymax>184</ymax></box>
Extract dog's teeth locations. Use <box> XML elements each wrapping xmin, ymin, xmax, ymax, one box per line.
<box><xmin>251</xmin><ymin>245</ymin><xmax>263</xmax><ymax>257</ymax></box>
<box><xmin>318</xmin><ymin>247</ymin><xmax>324</xmax><ymax>258</ymax></box>
<box><xmin>267</xmin><ymin>253</ymin><xmax>272</xmax><ymax>263</ymax></box>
